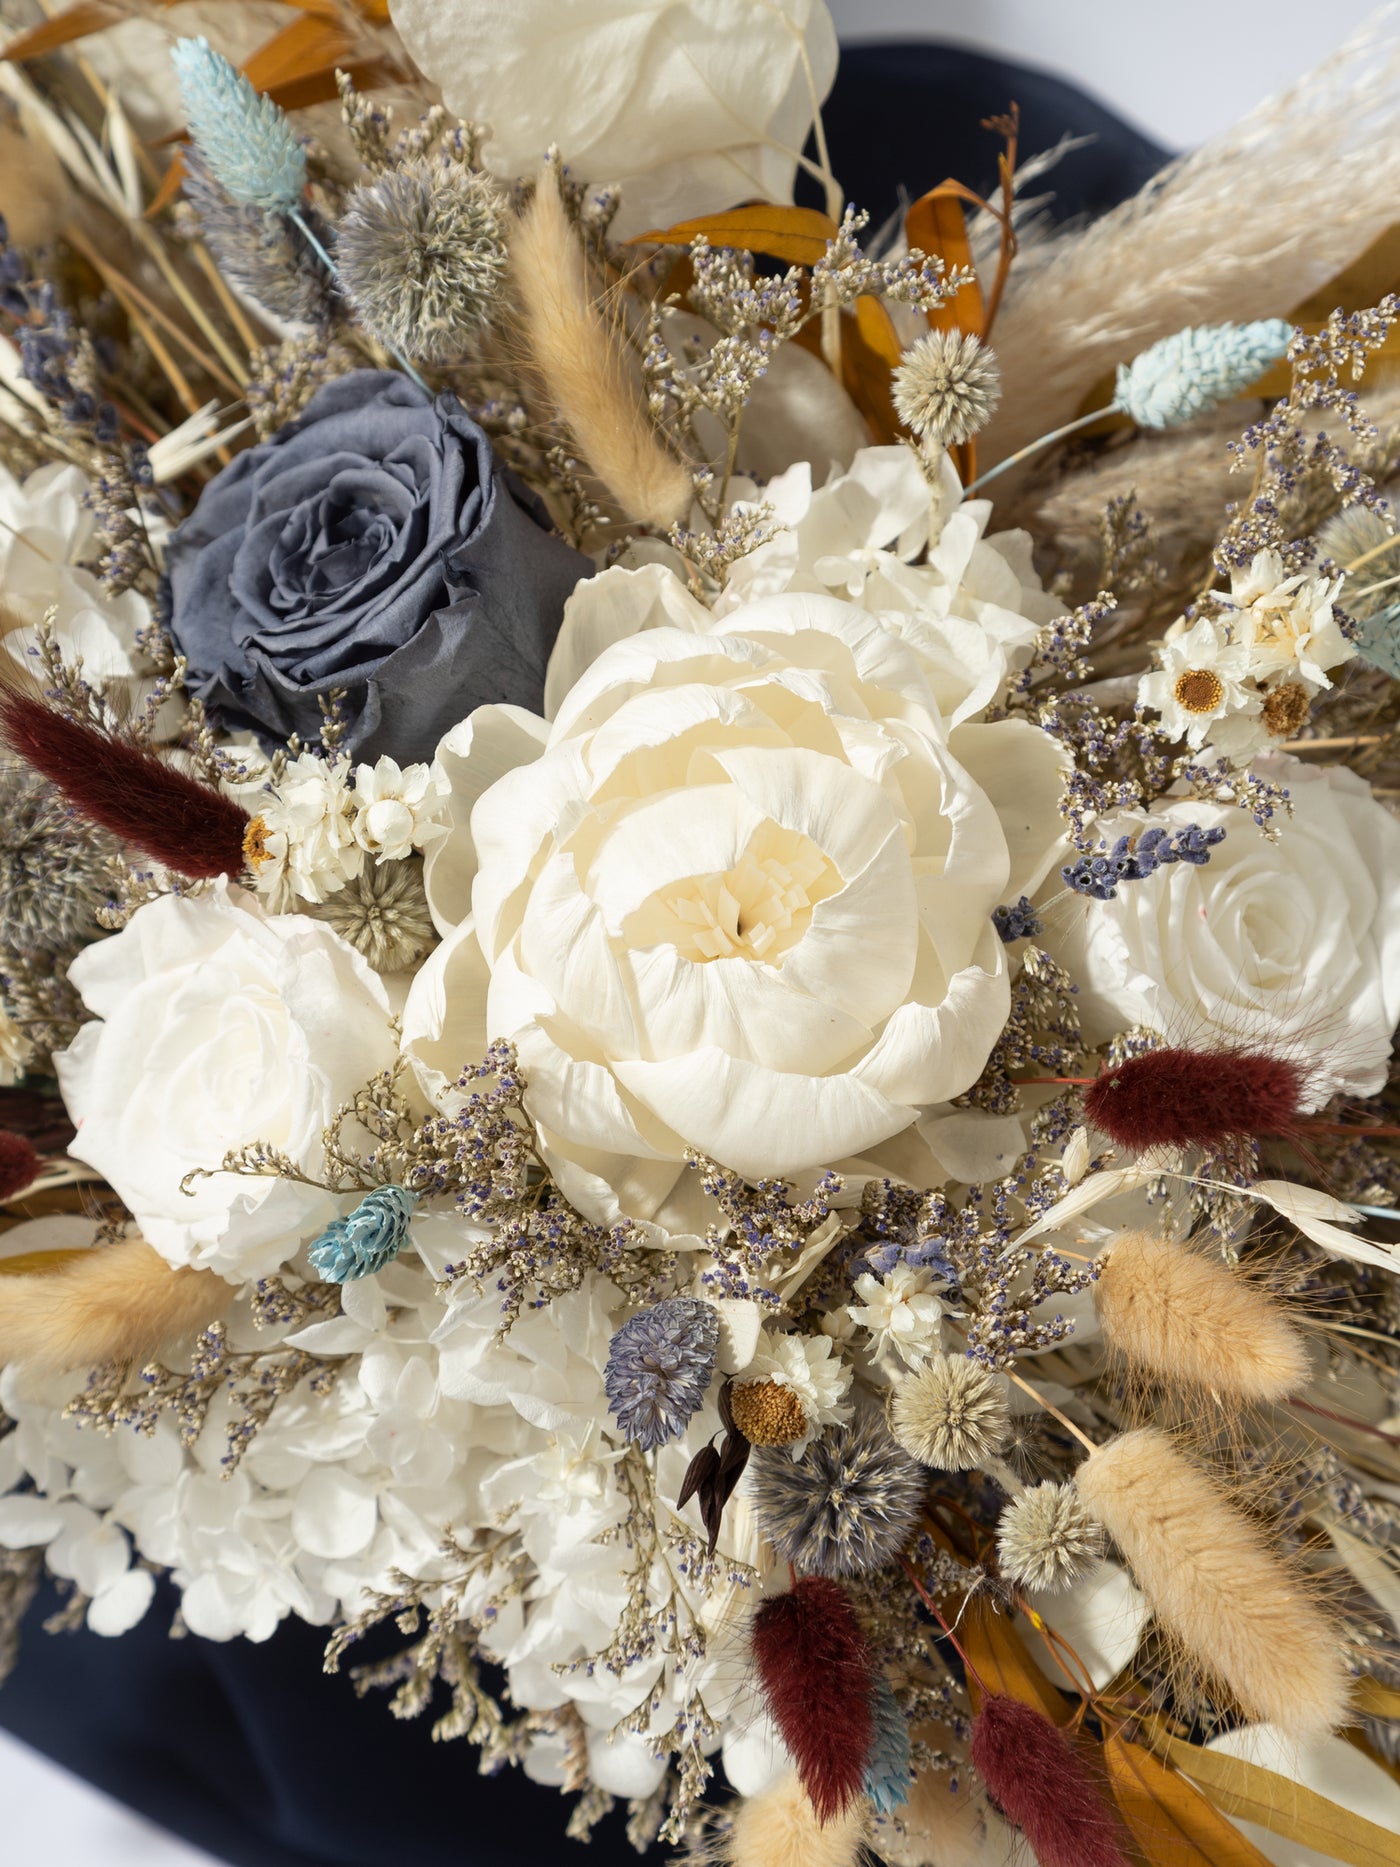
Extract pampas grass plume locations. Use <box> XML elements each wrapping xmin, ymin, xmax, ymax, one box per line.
<box><xmin>1096</xmin><ymin>1231</ymin><xmax>1309</xmax><ymax>1401</ymax></box>
<box><xmin>725</xmin><ymin>1772</ymin><xmax>865</xmax><ymax>1867</ymax></box>
<box><xmin>511</xmin><ymin>169</ymin><xmax>691</xmax><ymax>529</ymax></box>
<box><xmin>0</xmin><ymin>1236</ymin><xmax>227</xmax><ymax>1373</ymax></box>
<box><xmin>1077</xmin><ymin>1428</ymin><xmax>1349</xmax><ymax>1743</ymax></box>
<box><xmin>970</xmin><ymin>1695</ymin><xmax>1129</xmax><ymax>1867</ymax></box>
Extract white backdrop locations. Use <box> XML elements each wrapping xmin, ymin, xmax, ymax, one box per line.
<box><xmin>1</xmin><ymin>3</ymin><xmax>1387</xmax><ymax>1864</ymax></box>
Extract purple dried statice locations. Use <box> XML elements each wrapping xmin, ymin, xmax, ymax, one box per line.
<box><xmin>605</xmin><ymin>1296</ymin><xmax>719</xmax><ymax>1450</ymax></box>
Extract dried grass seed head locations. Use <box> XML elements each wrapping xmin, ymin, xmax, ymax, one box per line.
<box><xmin>1094</xmin><ymin>1229</ymin><xmax>1310</xmax><ymax>1403</ymax></box>
<box><xmin>996</xmin><ymin>1479</ymin><xmax>1104</xmax><ymax>1592</ymax></box>
<box><xmin>750</xmin><ymin>1410</ymin><xmax>926</xmax><ymax>1578</ymax></box>
<box><xmin>892</xmin><ymin>330</ymin><xmax>1001</xmax><ymax>447</ymax></box>
<box><xmin>336</xmin><ymin>157</ymin><xmax>508</xmax><ymax>364</ymax></box>
<box><xmin>889</xmin><ymin>1352</ymin><xmax>1010</xmax><ymax>1470</ymax></box>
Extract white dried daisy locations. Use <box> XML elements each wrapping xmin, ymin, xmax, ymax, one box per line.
<box><xmin>744</xmin><ymin>1330</ymin><xmax>854</xmax><ymax>1458</ymax></box>
<box><xmin>892</xmin><ymin>329</ymin><xmax>1001</xmax><ymax>447</ymax></box>
<box><xmin>996</xmin><ymin>1479</ymin><xmax>1104</xmax><ymax>1592</ymax></box>
<box><xmin>889</xmin><ymin>1352</ymin><xmax>1009</xmax><ymax>1471</ymax></box>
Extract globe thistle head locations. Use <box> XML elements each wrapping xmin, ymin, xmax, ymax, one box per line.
<box><xmin>310</xmin><ymin>858</ymin><xmax>435</xmax><ymax>972</ymax></box>
<box><xmin>336</xmin><ymin>158</ymin><xmax>508</xmax><ymax>364</ymax></box>
<box><xmin>605</xmin><ymin>1296</ymin><xmax>719</xmax><ymax>1450</ymax></box>
<box><xmin>889</xmin><ymin>1353</ymin><xmax>1009</xmax><ymax>1471</ymax></box>
<box><xmin>892</xmin><ymin>329</ymin><xmax>1001</xmax><ymax>447</ymax></box>
<box><xmin>0</xmin><ymin>762</ymin><xmax>115</xmax><ymax>955</ymax></box>
<box><xmin>750</xmin><ymin>1410</ymin><xmax>926</xmax><ymax>1577</ymax></box>
<box><xmin>997</xmin><ymin>1479</ymin><xmax>1104</xmax><ymax>1592</ymax></box>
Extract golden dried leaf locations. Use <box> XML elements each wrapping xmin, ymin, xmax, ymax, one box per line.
<box><xmin>1290</xmin><ymin>222</ymin><xmax>1400</xmax><ymax>323</ymax></box>
<box><xmin>258</xmin><ymin>55</ymin><xmax>405</xmax><ymax>114</ymax></box>
<box><xmin>905</xmin><ymin>182</ymin><xmax>985</xmax><ymax>338</ymax></box>
<box><xmin>240</xmin><ymin>13</ymin><xmax>359</xmax><ymax>93</ymax></box>
<box><xmin>957</xmin><ymin>1595</ymin><xmax>1074</xmax><ymax>1725</ymax></box>
<box><xmin>1356</xmin><ymin>1677</ymin><xmax>1400</xmax><ymax>1722</ymax></box>
<box><xmin>630</xmin><ymin>204</ymin><xmax>839</xmax><ymax>267</ymax></box>
<box><xmin>0</xmin><ymin>1249</ymin><xmax>88</xmax><ymax>1278</ymax></box>
<box><xmin>1156</xmin><ymin>1729</ymin><xmax>1400</xmax><ymax>1867</ymax></box>
<box><xmin>0</xmin><ymin>1</ymin><xmax>121</xmax><ymax>62</ymax></box>
<box><xmin>840</xmin><ymin>296</ymin><xmax>903</xmax><ymax>444</ymax></box>
<box><xmin>1103</xmin><ymin>1737</ymin><xmax>1274</xmax><ymax>1867</ymax></box>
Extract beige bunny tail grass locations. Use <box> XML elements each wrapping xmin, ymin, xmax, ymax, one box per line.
<box><xmin>0</xmin><ymin>1237</ymin><xmax>229</xmax><ymax>1373</ymax></box>
<box><xmin>1078</xmin><ymin>1428</ymin><xmax>1349</xmax><ymax>1744</ymax></box>
<box><xmin>983</xmin><ymin>9</ymin><xmax>1400</xmax><ymax>463</ymax></box>
<box><xmin>511</xmin><ymin>170</ymin><xmax>691</xmax><ymax>529</ymax></box>
<box><xmin>1096</xmin><ymin>1231</ymin><xmax>1309</xmax><ymax>1403</ymax></box>
<box><xmin>724</xmin><ymin>1773</ymin><xmax>865</xmax><ymax>1867</ymax></box>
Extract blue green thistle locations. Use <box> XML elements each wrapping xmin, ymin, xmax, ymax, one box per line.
<box><xmin>171</xmin><ymin>38</ymin><xmax>306</xmax><ymax>213</ymax></box>
<box><xmin>604</xmin><ymin>1297</ymin><xmax>719</xmax><ymax>1450</ymax></box>
<box><xmin>308</xmin><ymin>1185</ymin><xmax>418</xmax><ymax>1283</ymax></box>
<box><xmin>1115</xmin><ymin>320</ymin><xmax>1293</xmax><ymax>429</ymax></box>
<box><xmin>863</xmin><ymin>1674</ymin><xmax>913</xmax><ymax>1813</ymax></box>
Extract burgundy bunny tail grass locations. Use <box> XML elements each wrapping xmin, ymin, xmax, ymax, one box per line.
<box><xmin>1083</xmin><ymin>1046</ymin><xmax>1307</xmax><ymax>1154</ymax></box>
<box><xmin>751</xmin><ymin>1577</ymin><xmax>875</xmax><ymax>1824</ymax></box>
<box><xmin>0</xmin><ymin>1132</ymin><xmax>41</xmax><ymax>1202</ymax></box>
<box><xmin>0</xmin><ymin>688</ymin><xmax>250</xmax><ymax>881</ymax></box>
<box><xmin>970</xmin><ymin>1696</ymin><xmax>1130</xmax><ymax>1867</ymax></box>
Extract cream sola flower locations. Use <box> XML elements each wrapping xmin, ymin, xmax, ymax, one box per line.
<box><xmin>404</xmin><ymin>589</ymin><xmax>1068</xmax><ymax>1236</ymax></box>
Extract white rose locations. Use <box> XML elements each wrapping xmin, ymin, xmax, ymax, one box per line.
<box><xmin>56</xmin><ymin>882</ymin><xmax>396</xmax><ymax>1280</ymax></box>
<box><xmin>407</xmin><ymin>592</ymin><xmax>1066</xmax><ymax>1234</ymax></box>
<box><xmin>1053</xmin><ymin>758</ymin><xmax>1400</xmax><ymax>1106</ymax></box>
<box><xmin>387</xmin><ymin>0</ymin><xmax>838</xmax><ymax>238</ymax></box>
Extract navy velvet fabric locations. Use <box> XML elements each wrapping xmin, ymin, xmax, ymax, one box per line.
<box><xmin>0</xmin><ymin>44</ymin><xmax>1168</xmax><ymax>1867</ymax></box>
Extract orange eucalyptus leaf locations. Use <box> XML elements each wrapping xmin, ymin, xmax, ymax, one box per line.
<box><xmin>630</xmin><ymin>203</ymin><xmax>839</xmax><ymax>267</ymax></box>
<box><xmin>1103</xmin><ymin>1737</ymin><xmax>1274</xmax><ymax>1867</ymax></box>
<box><xmin>905</xmin><ymin>182</ymin><xmax>985</xmax><ymax>337</ymax></box>
<box><xmin>957</xmin><ymin>1595</ymin><xmax>1074</xmax><ymax>1725</ymax></box>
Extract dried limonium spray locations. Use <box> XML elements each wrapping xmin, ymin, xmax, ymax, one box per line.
<box><xmin>335</xmin><ymin>157</ymin><xmax>508</xmax><ymax>364</ymax></box>
<box><xmin>892</xmin><ymin>329</ymin><xmax>1002</xmax><ymax>448</ymax></box>
<box><xmin>750</xmin><ymin>1411</ymin><xmax>926</xmax><ymax>1578</ymax></box>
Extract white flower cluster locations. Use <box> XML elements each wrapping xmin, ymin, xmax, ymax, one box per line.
<box><xmin>1138</xmin><ymin>548</ymin><xmax>1354</xmax><ymax>763</ymax></box>
<box><xmin>244</xmin><ymin>753</ymin><xmax>449</xmax><ymax>908</ymax></box>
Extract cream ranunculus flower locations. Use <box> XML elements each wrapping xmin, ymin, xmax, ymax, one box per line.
<box><xmin>407</xmin><ymin>592</ymin><xmax>1067</xmax><ymax>1234</ymax></box>
<box><xmin>1053</xmin><ymin>756</ymin><xmax>1400</xmax><ymax>1106</ymax></box>
<box><xmin>56</xmin><ymin>882</ymin><xmax>397</xmax><ymax>1281</ymax></box>
<box><xmin>387</xmin><ymin>0</ymin><xmax>838</xmax><ymax>238</ymax></box>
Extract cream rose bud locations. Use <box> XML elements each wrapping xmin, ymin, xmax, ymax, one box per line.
<box><xmin>56</xmin><ymin>883</ymin><xmax>397</xmax><ymax>1281</ymax></box>
<box><xmin>1054</xmin><ymin>756</ymin><xmax>1400</xmax><ymax>1106</ymax></box>
<box><xmin>406</xmin><ymin>592</ymin><xmax>1067</xmax><ymax>1235</ymax></box>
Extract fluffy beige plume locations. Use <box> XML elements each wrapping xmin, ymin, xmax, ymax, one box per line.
<box><xmin>1078</xmin><ymin>1428</ymin><xmax>1349</xmax><ymax>1743</ymax></box>
<box><xmin>510</xmin><ymin>170</ymin><xmax>692</xmax><ymax>529</ymax></box>
<box><xmin>0</xmin><ymin>1237</ymin><xmax>228</xmax><ymax>1373</ymax></box>
<box><xmin>1095</xmin><ymin>1232</ymin><xmax>1309</xmax><ymax>1402</ymax></box>
<box><xmin>984</xmin><ymin>10</ymin><xmax>1400</xmax><ymax>463</ymax></box>
<box><xmin>725</xmin><ymin>1773</ymin><xmax>865</xmax><ymax>1867</ymax></box>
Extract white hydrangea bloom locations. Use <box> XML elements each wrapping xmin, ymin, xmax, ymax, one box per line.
<box><xmin>0</xmin><ymin>462</ymin><xmax>153</xmax><ymax>694</ymax></box>
<box><xmin>350</xmin><ymin>756</ymin><xmax>449</xmax><ymax>862</ymax></box>
<box><xmin>849</xmin><ymin>1262</ymin><xmax>955</xmax><ymax>1368</ymax></box>
<box><xmin>1218</xmin><ymin>547</ymin><xmax>1354</xmax><ymax>690</ymax></box>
